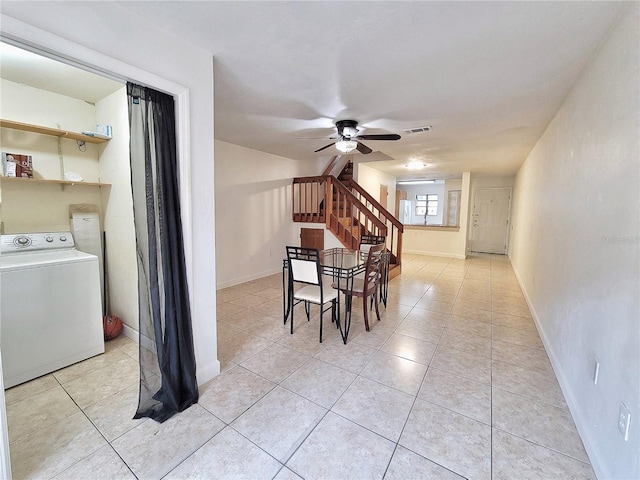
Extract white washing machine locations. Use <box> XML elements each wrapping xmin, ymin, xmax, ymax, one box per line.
<box><xmin>0</xmin><ymin>232</ymin><xmax>104</xmax><ymax>388</ymax></box>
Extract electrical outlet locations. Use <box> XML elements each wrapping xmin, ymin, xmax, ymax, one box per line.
<box><xmin>592</xmin><ymin>360</ymin><xmax>600</xmax><ymax>385</ymax></box>
<box><xmin>618</xmin><ymin>403</ymin><xmax>631</xmax><ymax>441</ymax></box>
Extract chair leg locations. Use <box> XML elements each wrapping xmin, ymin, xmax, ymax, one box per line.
<box><xmin>380</xmin><ymin>262</ymin><xmax>389</xmax><ymax>308</ymax></box>
<box><xmin>345</xmin><ymin>295</ymin><xmax>353</xmax><ymax>328</ymax></box>
<box><xmin>374</xmin><ymin>290</ymin><xmax>381</xmax><ymax>323</ymax></box>
<box><xmin>305</xmin><ymin>301</ymin><xmax>310</xmax><ymax>321</ymax></box>
<box><xmin>290</xmin><ymin>300</ymin><xmax>294</xmax><ymax>334</ymax></box>
<box><xmin>332</xmin><ymin>300</ymin><xmax>337</xmax><ymax>324</ymax></box>
<box><xmin>319</xmin><ymin>304</ymin><xmax>323</xmax><ymax>343</ymax></box>
<box><xmin>362</xmin><ymin>295</ymin><xmax>370</xmax><ymax>331</ymax></box>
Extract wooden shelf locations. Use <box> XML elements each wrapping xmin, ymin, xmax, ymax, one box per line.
<box><xmin>1</xmin><ymin>176</ymin><xmax>110</xmax><ymax>187</ymax></box>
<box><xmin>0</xmin><ymin>119</ymin><xmax>109</xmax><ymax>144</ymax></box>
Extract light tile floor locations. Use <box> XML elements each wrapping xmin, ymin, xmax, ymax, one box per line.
<box><xmin>5</xmin><ymin>253</ymin><xmax>595</xmax><ymax>479</ymax></box>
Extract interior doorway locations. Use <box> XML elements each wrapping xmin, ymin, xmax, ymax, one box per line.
<box><xmin>0</xmin><ymin>32</ymin><xmax>198</xmax><ymax>475</ymax></box>
<box><xmin>470</xmin><ymin>187</ymin><xmax>511</xmax><ymax>254</ymax></box>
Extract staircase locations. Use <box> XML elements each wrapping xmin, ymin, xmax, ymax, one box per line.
<box><xmin>292</xmin><ymin>159</ymin><xmax>403</xmax><ymax>276</ymax></box>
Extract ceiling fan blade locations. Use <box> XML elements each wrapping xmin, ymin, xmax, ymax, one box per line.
<box><xmin>314</xmin><ymin>142</ymin><xmax>336</xmax><ymax>153</ymax></box>
<box><xmin>296</xmin><ymin>135</ymin><xmax>340</xmax><ymax>140</ymax></box>
<box><xmin>355</xmin><ymin>134</ymin><xmax>401</xmax><ymax>141</ymax></box>
<box><xmin>356</xmin><ymin>141</ymin><xmax>373</xmax><ymax>154</ymax></box>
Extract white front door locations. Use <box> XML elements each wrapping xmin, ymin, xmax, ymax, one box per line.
<box><xmin>470</xmin><ymin>187</ymin><xmax>511</xmax><ymax>254</ymax></box>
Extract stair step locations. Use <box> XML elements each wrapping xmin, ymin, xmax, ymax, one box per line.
<box><xmin>388</xmin><ymin>263</ymin><xmax>401</xmax><ymax>280</ymax></box>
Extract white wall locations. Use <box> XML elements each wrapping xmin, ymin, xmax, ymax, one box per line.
<box><xmin>403</xmin><ymin>226</ymin><xmax>464</xmax><ymax>259</ymax></box>
<box><xmin>509</xmin><ymin>6</ymin><xmax>639</xmax><ymax>479</ymax></box>
<box><xmin>0</xmin><ymin>78</ymin><xmax>97</xmax><ymax>135</ymax></box>
<box><xmin>214</xmin><ymin>140</ymin><xmax>322</xmax><ymax>288</ymax></box>
<box><xmin>0</xmin><ymin>79</ymin><xmax>104</xmax><ymax>232</ymax></box>
<box><xmin>96</xmin><ymin>87</ymin><xmax>139</xmax><ymax>332</ymax></box>
<box><xmin>1</xmin><ymin>2</ymin><xmax>219</xmax><ymax>385</ymax></box>
<box><xmin>355</xmin><ymin>162</ymin><xmax>397</xmax><ymax>216</ymax></box>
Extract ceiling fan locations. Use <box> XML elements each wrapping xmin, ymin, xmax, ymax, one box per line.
<box><xmin>314</xmin><ymin>120</ymin><xmax>401</xmax><ymax>155</ymax></box>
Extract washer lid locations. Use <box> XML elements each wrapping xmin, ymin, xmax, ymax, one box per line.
<box><xmin>0</xmin><ymin>249</ymin><xmax>97</xmax><ymax>270</ymax></box>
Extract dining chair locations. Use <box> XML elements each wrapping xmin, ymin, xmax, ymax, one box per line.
<box><xmin>338</xmin><ymin>243</ymin><xmax>385</xmax><ymax>332</ymax></box>
<box><xmin>285</xmin><ymin>246</ymin><xmax>339</xmax><ymax>343</ymax></box>
<box><xmin>359</xmin><ymin>234</ymin><xmax>389</xmax><ymax>307</ymax></box>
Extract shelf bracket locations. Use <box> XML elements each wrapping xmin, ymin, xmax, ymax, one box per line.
<box><xmin>57</xmin><ymin>133</ymin><xmax>66</xmax><ymax>191</ymax></box>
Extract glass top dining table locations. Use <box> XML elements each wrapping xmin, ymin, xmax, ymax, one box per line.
<box><xmin>282</xmin><ymin>247</ymin><xmax>369</xmax><ymax>344</ymax></box>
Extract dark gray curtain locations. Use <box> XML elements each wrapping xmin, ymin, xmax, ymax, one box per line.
<box><xmin>127</xmin><ymin>82</ymin><xmax>198</xmax><ymax>423</ymax></box>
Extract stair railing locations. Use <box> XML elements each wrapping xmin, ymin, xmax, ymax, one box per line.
<box><xmin>325</xmin><ymin>175</ymin><xmax>387</xmax><ymax>250</ymax></box>
<box><xmin>343</xmin><ymin>179</ymin><xmax>404</xmax><ymax>265</ymax></box>
<box><xmin>292</xmin><ymin>176</ymin><xmax>402</xmax><ymax>267</ymax></box>
<box><xmin>292</xmin><ymin>176</ymin><xmax>326</xmax><ymax>223</ymax></box>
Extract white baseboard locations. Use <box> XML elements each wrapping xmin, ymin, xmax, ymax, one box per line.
<box><xmin>403</xmin><ymin>249</ymin><xmax>467</xmax><ymax>259</ymax></box>
<box><xmin>196</xmin><ymin>360</ymin><xmax>221</xmax><ymax>386</ymax></box>
<box><xmin>121</xmin><ymin>323</ymin><xmax>156</xmax><ymax>355</ymax></box>
<box><xmin>121</xmin><ymin>323</ymin><xmax>139</xmax><ymax>344</ymax></box>
<box><xmin>217</xmin><ymin>267</ymin><xmax>282</xmax><ymax>290</ymax></box>
<box><xmin>510</xmin><ymin>258</ymin><xmax>607</xmax><ymax>480</ymax></box>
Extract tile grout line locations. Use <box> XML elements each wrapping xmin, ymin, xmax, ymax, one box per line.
<box><xmin>53</xmin><ymin>349</ymin><xmax>138</xmax><ymax>480</ymax></box>
<box><xmin>381</xmin><ymin>255</ymin><xmax>470</xmax><ymax>478</ymax></box>
<box><xmin>490</xmin><ymin>254</ymin><xmax>495</xmax><ymax>480</ymax></box>
<box><xmin>381</xmin><ymin>254</ymin><xmax>464</xmax><ymax>480</ymax></box>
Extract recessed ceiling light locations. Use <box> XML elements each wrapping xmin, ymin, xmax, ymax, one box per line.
<box><xmin>405</xmin><ymin>160</ymin><xmax>427</xmax><ymax>170</ymax></box>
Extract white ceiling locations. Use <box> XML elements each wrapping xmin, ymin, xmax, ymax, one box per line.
<box><xmin>0</xmin><ymin>42</ymin><xmax>123</xmax><ymax>104</ymax></box>
<box><xmin>1</xmin><ymin>2</ymin><xmax>625</xmax><ymax>180</ymax></box>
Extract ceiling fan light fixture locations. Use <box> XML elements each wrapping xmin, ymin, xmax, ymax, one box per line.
<box><xmin>342</xmin><ymin>126</ymin><xmax>358</xmax><ymax>137</ymax></box>
<box><xmin>336</xmin><ymin>140</ymin><xmax>358</xmax><ymax>153</ymax></box>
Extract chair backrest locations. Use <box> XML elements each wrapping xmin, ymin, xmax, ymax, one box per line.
<box><xmin>360</xmin><ymin>234</ymin><xmax>386</xmax><ymax>247</ymax></box>
<box><xmin>363</xmin><ymin>243</ymin><xmax>385</xmax><ymax>293</ymax></box>
<box><xmin>286</xmin><ymin>246</ymin><xmax>322</xmax><ymax>286</ymax></box>
<box><xmin>359</xmin><ymin>234</ymin><xmax>386</xmax><ymax>259</ymax></box>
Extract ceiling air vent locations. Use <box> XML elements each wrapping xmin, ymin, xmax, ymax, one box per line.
<box><xmin>403</xmin><ymin>126</ymin><xmax>432</xmax><ymax>135</ymax></box>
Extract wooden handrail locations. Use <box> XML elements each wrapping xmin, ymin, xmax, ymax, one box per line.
<box><xmin>344</xmin><ymin>179</ymin><xmax>404</xmax><ymax>265</ymax></box>
<box><xmin>321</xmin><ymin>155</ymin><xmax>344</xmax><ymax>176</ymax></box>
<box><xmin>325</xmin><ymin>175</ymin><xmax>386</xmax><ymax>249</ymax></box>
<box><xmin>345</xmin><ymin>179</ymin><xmax>404</xmax><ymax>233</ymax></box>
<box><xmin>292</xmin><ymin>175</ymin><xmax>403</xmax><ymax>268</ymax></box>
<box><xmin>327</xmin><ymin>176</ymin><xmax>387</xmax><ymax>232</ymax></box>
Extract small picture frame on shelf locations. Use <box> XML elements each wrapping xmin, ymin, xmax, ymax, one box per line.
<box><xmin>2</xmin><ymin>152</ymin><xmax>33</xmax><ymax>178</ymax></box>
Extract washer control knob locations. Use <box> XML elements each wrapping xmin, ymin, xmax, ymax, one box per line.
<box><xmin>46</xmin><ymin>236</ymin><xmax>54</xmax><ymax>243</ymax></box>
<box><xmin>59</xmin><ymin>235</ymin><xmax>67</xmax><ymax>242</ymax></box>
<box><xmin>14</xmin><ymin>236</ymin><xmax>31</xmax><ymax>247</ymax></box>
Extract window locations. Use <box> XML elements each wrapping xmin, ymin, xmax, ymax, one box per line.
<box><xmin>416</xmin><ymin>194</ymin><xmax>438</xmax><ymax>216</ymax></box>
